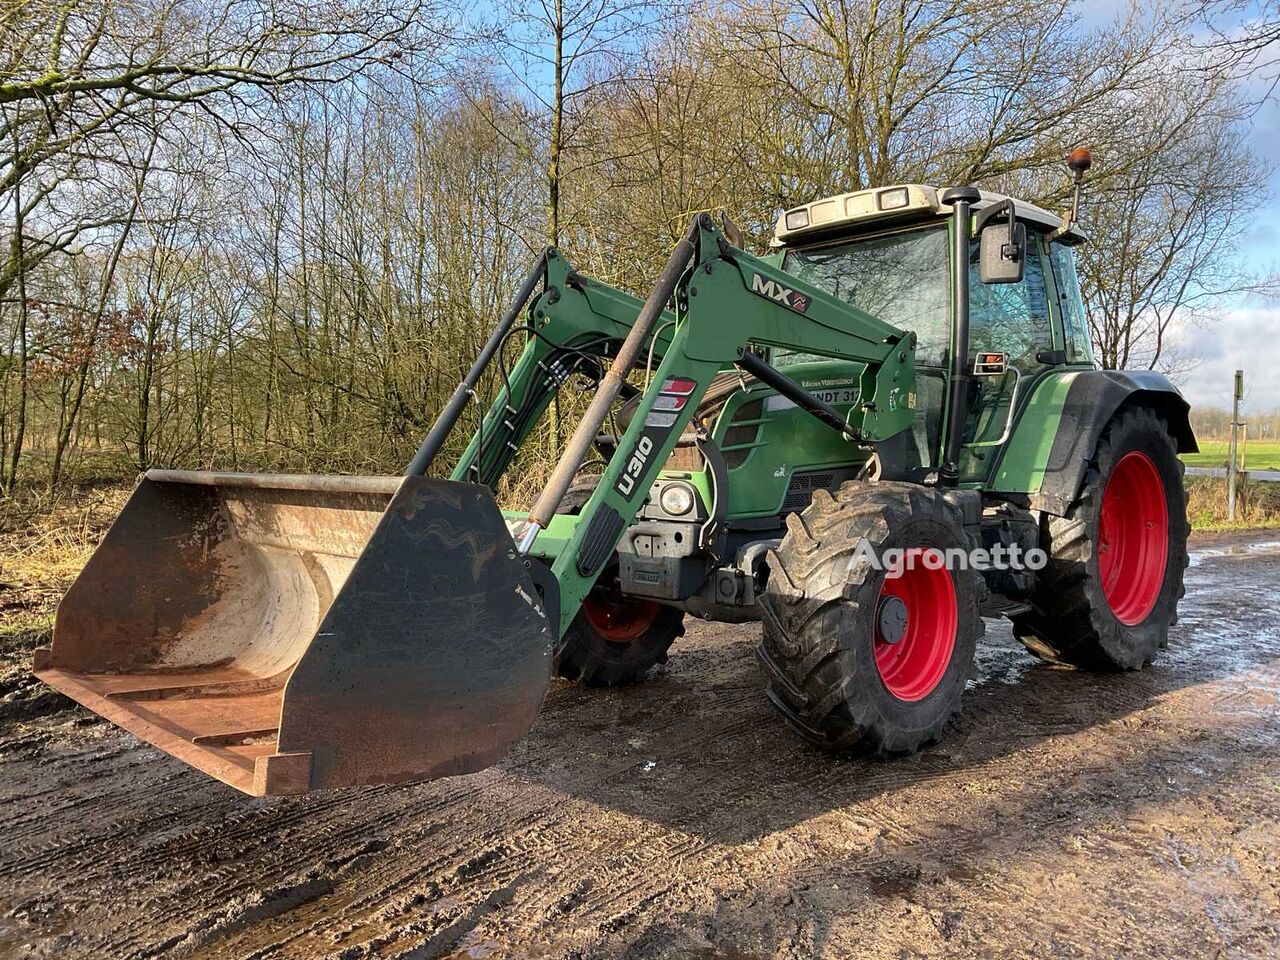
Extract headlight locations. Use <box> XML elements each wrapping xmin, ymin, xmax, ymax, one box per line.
<box><xmin>877</xmin><ymin>187</ymin><xmax>911</xmax><ymax>210</ymax></box>
<box><xmin>659</xmin><ymin>483</ymin><xmax>695</xmax><ymax>516</ymax></box>
<box><xmin>784</xmin><ymin>208</ymin><xmax>810</xmax><ymax>230</ymax></box>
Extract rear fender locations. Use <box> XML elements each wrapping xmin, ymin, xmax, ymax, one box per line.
<box><xmin>990</xmin><ymin>369</ymin><xmax>1196</xmax><ymax>516</ymax></box>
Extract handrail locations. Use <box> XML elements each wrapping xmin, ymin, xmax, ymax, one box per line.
<box><xmin>964</xmin><ymin>365</ymin><xmax>1023</xmax><ymax>448</ymax></box>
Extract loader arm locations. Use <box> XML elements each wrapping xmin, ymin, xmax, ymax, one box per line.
<box><xmin>449</xmin><ymin>251</ymin><xmax>681</xmax><ymax>487</ymax></box>
<box><xmin>541</xmin><ymin>216</ymin><xmax>918</xmax><ymax>635</ymax></box>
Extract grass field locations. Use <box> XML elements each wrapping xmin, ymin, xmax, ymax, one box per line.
<box><xmin>1181</xmin><ymin>438</ymin><xmax>1280</xmax><ymax>471</ymax></box>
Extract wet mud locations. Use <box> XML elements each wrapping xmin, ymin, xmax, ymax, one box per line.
<box><xmin>2</xmin><ymin>535</ymin><xmax>1278</xmax><ymax>958</ymax></box>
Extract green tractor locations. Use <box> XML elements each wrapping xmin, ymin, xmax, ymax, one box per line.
<box><xmin>36</xmin><ymin>152</ymin><xmax>1194</xmax><ymax>795</ymax></box>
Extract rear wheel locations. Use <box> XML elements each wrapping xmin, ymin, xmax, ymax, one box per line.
<box><xmin>1012</xmin><ymin>405</ymin><xmax>1189</xmax><ymax>669</ymax></box>
<box><xmin>555</xmin><ymin>593</ymin><xmax>685</xmax><ymax>687</ymax></box>
<box><xmin>758</xmin><ymin>482</ymin><xmax>984</xmax><ymax>754</ymax></box>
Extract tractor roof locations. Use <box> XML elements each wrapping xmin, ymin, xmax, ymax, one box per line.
<box><xmin>771</xmin><ymin>184</ymin><xmax>1086</xmax><ymax>248</ymax></box>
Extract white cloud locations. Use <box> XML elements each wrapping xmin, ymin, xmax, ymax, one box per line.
<box><xmin>1172</xmin><ymin>307</ymin><xmax>1280</xmax><ymax>412</ymax></box>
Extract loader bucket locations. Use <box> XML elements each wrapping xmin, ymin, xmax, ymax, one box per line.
<box><xmin>33</xmin><ymin>471</ymin><xmax>553</xmax><ymax>796</ymax></box>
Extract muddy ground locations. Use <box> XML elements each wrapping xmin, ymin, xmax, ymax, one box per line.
<box><xmin>1</xmin><ymin>532</ymin><xmax>1279</xmax><ymax>959</ymax></box>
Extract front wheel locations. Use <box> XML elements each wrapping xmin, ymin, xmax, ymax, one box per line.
<box><xmin>553</xmin><ymin>475</ymin><xmax>685</xmax><ymax>687</ymax></box>
<box><xmin>758</xmin><ymin>482</ymin><xmax>984</xmax><ymax>754</ymax></box>
<box><xmin>555</xmin><ymin>592</ymin><xmax>685</xmax><ymax>687</ymax></box>
<box><xmin>1012</xmin><ymin>405</ymin><xmax>1189</xmax><ymax>669</ymax></box>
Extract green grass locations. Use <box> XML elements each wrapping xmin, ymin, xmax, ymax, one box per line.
<box><xmin>1181</xmin><ymin>439</ymin><xmax>1280</xmax><ymax>471</ymax></box>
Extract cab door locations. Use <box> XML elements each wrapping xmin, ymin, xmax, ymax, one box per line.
<box><xmin>958</xmin><ymin>233</ymin><xmax>1059</xmax><ymax>482</ymax></box>
<box><xmin>1047</xmin><ymin>240</ymin><xmax>1096</xmax><ymax>367</ymax></box>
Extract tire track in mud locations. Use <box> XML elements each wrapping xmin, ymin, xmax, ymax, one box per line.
<box><xmin>3</xmin><ymin>537</ymin><xmax>1280</xmax><ymax>958</ymax></box>
<box><xmin>190</xmin><ymin>785</ymin><xmax>720</xmax><ymax>958</ymax></box>
<box><xmin>4</xmin><ymin>698</ymin><xmax>735</xmax><ymax>958</ymax></box>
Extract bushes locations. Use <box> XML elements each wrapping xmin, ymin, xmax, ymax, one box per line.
<box><xmin>1184</xmin><ymin>476</ymin><xmax>1280</xmax><ymax>530</ymax></box>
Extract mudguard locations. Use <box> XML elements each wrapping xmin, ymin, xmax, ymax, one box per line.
<box><xmin>989</xmin><ymin>369</ymin><xmax>1197</xmax><ymax>515</ymax></box>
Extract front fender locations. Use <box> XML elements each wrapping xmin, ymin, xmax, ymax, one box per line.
<box><xmin>990</xmin><ymin>369</ymin><xmax>1197</xmax><ymax>516</ymax></box>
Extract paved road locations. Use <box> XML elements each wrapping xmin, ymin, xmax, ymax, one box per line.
<box><xmin>1185</xmin><ymin>465</ymin><xmax>1280</xmax><ymax>482</ymax></box>
<box><xmin>2</xmin><ymin>533</ymin><xmax>1279</xmax><ymax>958</ymax></box>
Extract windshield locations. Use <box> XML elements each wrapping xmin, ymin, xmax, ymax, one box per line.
<box><xmin>781</xmin><ymin>226</ymin><xmax>950</xmax><ymax>366</ymax></box>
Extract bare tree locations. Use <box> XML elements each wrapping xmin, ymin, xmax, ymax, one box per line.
<box><xmin>1072</xmin><ymin>67</ymin><xmax>1273</xmax><ymax>371</ymax></box>
<box><xmin>493</xmin><ymin>0</ymin><xmax>665</xmax><ymax>247</ymax></box>
<box><xmin>0</xmin><ymin>0</ymin><xmax>447</xmax><ymax>485</ymax></box>
<box><xmin>590</xmin><ymin>0</ymin><xmax>1274</xmax><ymax>372</ymax></box>
<box><xmin>720</xmin><ymin>0</ymin><xmax>1174</xmax><ymax>197</ymax></box>
<box><xmin>1</xmin><ymin>0</ymin><xmax>1273</xmax><ymax>492</ymax></box>
<box><xmin>0</xmin><ymin>0</ymin><xmax>444</xmax><ymax>302</ymax></box>
<box><xmin>1193</xmin><ymin>0</ymin><xmax>1280</xmax><ymax>97</ymax></box>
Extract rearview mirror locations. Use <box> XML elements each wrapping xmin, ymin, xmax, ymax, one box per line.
<box><xmin>979</xmin><ymin>220</ymin><xmax>1026</xmax><ymax>284</ymax></box>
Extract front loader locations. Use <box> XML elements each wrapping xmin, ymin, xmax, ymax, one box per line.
<box><xmin>36</xmin><ymin>153</ymin><xmax>1196</xmax><ymax>795</ymax></box>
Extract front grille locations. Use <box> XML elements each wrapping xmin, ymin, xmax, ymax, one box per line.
<box><xmin>781</xmin><ymin>468</ymin><xmax>861</xmax><ymax>514</ymax></box>
<box><xmin>723</xmin><ymin>399</ymin><xmax>764</xmax><ymax>469</ymax></box>
<box><xmin>782</xmin><ymin>472</ymin><xmax>833</xmax><ymax>513</ymax></box>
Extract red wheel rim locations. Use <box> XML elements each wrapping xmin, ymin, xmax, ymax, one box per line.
<box><xmin>874</xmin><ymin>550</ymin><xmax>958</xmax><ymax>701</ymax></box>
<box><xmin>582</xmin><ymin>596</ymin><xmax>660</xmax><ymax>642</ymax></box>
<box><xmin>1098</xmin><ymin>450</ymin><xmax>1168</xmax><ymax>625</ymax></box>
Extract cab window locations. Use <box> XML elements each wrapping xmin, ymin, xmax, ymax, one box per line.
<box><xmin>782</xmin><ymin>226</ymin><xmax>951</xmax><ymax>367</ymax></box>
<box><xmin>967</xmin><ymin>237</ymin><xmax>1053</xmax><ymax>370</ymax></box>
<box><xmin>1048</xmin><ymin>242</ymin><xmax>1095</xmax><ymax>365</ymax></box>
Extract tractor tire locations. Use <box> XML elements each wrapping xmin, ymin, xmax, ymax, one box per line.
<box><xmin>758</xmin><ymin>482</ymin><xmax>984</xmax><ymax>754</ymax></box>
<box><xmin>557</xmin><ymin>475</ymin><xmax>601</xmax><ymax>515</ymax></box>
<box><xmin>1011</xmin><ymin>405</ymin><xmax>1189</xmax><ymax>670</ymax></box>
<box><xmin>555</xmin><ymin>597</ymin><xmax>685</xmax><ymax>687</ymax></box>
<box><xmin>552</xmin><ymin>475</ymin><xmax>686</xmax><ymax>687</ymax></box>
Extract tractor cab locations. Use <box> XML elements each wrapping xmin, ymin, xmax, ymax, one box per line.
<box><xmin>614</xmin><ymin>176</ymin><xmax>1106</xmax><ymax>617</ymax></box>
<box><xmin>770</xmin><ymin>182</ymin><xmax>1095</xmax><ymax>484</ymax></box>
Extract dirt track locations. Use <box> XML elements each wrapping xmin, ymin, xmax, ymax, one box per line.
<box><xmin>2</xmin><ymin>533</ymin><xmax>1279</xmax><ymax>959</ymax></box>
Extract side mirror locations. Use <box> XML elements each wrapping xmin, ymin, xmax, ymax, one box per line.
<box><xmin>979</xmin><ymin>219</ymin><xmax>1026</xmax><ymax>284</ymax></box>
<box><xmin>974</xmin><ymin>197</ymin><xmax>1026</xmax><ymax>284</ymax></box>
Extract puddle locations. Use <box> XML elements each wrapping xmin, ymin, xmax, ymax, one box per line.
<box><xmin>1189</xmin><ymin>541</ymin><xmax>1280</xmax><ymax>567</ymax></box>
